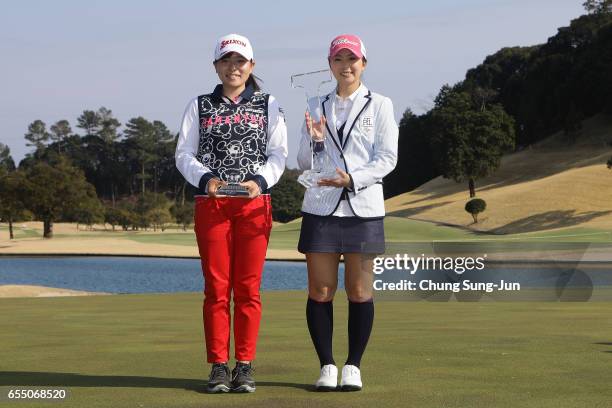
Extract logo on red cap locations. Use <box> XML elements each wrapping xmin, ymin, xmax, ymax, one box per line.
<box><xmin>329</xmin><ymin>34</ymin><xmax>366</xmax><ymax>59</ymax></box>
<box><xmin>332</xmin><ymin>38</ymin><xmax>359</xmax><ymax>47</ymax></box>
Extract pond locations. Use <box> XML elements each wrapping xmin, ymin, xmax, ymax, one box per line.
<box><xmin>1</xmin><ymin>256</ymin><xmax>609</xmax><ymax>301</ymax></box>
<box><xmin>0</xmin><ymin>256</ymin><xmax>345</xmax><ymax>294</ymax></box>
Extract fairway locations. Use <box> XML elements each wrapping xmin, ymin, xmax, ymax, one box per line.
<box><xmin>1</xmin><ymin>292</ymin><xmax>611</xmax><ymax>407</ymax></box>
<box><xmin>3</xmin><ymin>220</ymin><xmax>612</xmax><ymax>262</ymax></box>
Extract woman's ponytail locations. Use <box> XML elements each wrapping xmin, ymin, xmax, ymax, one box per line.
<box><xmin>246</xmin><ymin>73</ymin><xmax>262</xmax><ymax>91</ymax></box>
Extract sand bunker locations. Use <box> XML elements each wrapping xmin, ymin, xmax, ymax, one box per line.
<box><xmin>0</xmin><ymin>285</ymin><xmax>110</xmax><ymax>298</ymax></box>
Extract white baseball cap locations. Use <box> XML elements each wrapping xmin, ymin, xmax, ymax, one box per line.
<box><xmin>214</xmin><ymin>33</ymin><xmax>254</xmax><ymax>62</ymax></box>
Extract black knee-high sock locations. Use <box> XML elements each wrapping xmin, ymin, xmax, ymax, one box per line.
<box><xmin>306</xmin><ymin>297</ymin><xmax>335</xmax><ymax>367</ymax></box>
<box><xmin>346</xmin><ymin>299</ymin><xmax>374</xmax><ymax>368</ymax></box>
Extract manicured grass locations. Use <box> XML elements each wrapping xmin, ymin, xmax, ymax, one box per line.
<box><xmin>384</xmin><ymin>216</ymin><xmax>481</xmax><ymax>241</ymax></box>
<box><xmin>269</xmin><ymin>218</ymin><xmax>612</xmax><ymax>252</ymax></box>
<box><xmin>515</xmin><ymin>227</ymin><xmax>612</xmax><ymax>242</ymax></box>
<box><xmin>123</xmin><ymin>233</ymin><xmax>197</xmax><ymax>247</ymax></box>
<box><xmin>0</xmin><ymin>226</ymin><xmax>40</xmax><ymax>239</ymax></box>
<box><xmin>121</xmin><ymin>221</ymin><xmax>302</xmax><ymax>250</ymax></box>
<box><xmin>269</xmin><ymin>221</ymin><xmax>302</xmax><ymax>250</ymax></box>
<box><xmin>269</xmin><ymin>217</ymin><xmax>486</xmax><ymax>251</ymax></box>
<box><xmin>5</xmin><ymin>219</ymin><xmax>612</xmax><ymax>256</ymax></box>
<box><xmin>1</xmin><ymin>292</ymin><xmax>611</xmax><ymax>407</ymax></box>
<box><xmin>58</xmin><ymin>223</ymin><xmax>612</xmax><ymax>257</ymax></box>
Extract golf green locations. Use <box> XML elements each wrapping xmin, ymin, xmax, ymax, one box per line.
<box><xmin>1</xmin><ymin>292</ymin><xmax>611</xmax><ymax>407</ymax></box>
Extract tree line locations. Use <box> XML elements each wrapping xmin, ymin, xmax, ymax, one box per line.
<box><xmin>0</xmin><ymin>106</ymin><xmax>304</xmax><ymax>238</ymax></box>
<box><xmin>385</xmin><ymin>2</ymin><xmax>612</xmax><ymax>199</ymax></box>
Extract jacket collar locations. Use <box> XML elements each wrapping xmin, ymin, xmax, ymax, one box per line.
<box><xmin>322</xmin><ymin>83</ymin><xmax>372</xmax><ymax>151</ymax></box>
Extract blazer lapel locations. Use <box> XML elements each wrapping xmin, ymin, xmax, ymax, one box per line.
<box><xmin>342</xmin><ymin>85</ymin><xmax>372</xmax><ymax>150</ymax></box>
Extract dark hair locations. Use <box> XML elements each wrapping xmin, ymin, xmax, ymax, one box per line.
<box><xmin>246</xmin><ymin>73</ymin><xmax>262</xmax><ymax>91</ymax></box>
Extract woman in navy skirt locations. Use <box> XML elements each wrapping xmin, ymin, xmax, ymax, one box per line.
<box><xmin>297</xmin><ymin>34</ymin><xmax>399</xmax><ymax>391</ymax></box>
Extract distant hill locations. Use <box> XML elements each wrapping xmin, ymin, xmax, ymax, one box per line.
<box><xmin>384</xmin><ymin>12</ymin><xmax>612</xmax><ymax>198</ymax></box>
<box><xmin>384</xmin><ymin>114</ymin><xmax>612</xmax><ymax>234</ymax></box>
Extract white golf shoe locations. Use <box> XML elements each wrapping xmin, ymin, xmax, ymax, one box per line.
<box><xmin>340</xmin><ymin>364</ymin><xmax>362</xmax><ymax>391</ymax></box>
<box><xmin>315</xmin><ymin>364</ymin><xmax>338</xmax><ymax>391</ymax></box>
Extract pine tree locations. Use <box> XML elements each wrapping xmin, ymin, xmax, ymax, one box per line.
<box><xmin>430</xmin><ymin>85</ymin><xmax>515</xmax><ymax>198</ymax></box>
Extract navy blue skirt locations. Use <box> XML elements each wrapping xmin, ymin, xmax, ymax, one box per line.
<box><xmin>298</xmin><ymin>213</ymin><xmax>385</xmax><ymax>254</ymax></box>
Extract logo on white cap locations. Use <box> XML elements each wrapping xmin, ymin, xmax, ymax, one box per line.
<box><xmin>214</xmin><ymin>34</ymin><xmax>253</xmax><ymax>61</ymax></box>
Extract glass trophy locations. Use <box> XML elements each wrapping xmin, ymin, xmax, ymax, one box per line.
<box><xmin>291</xmin><ymin>69</ymin><xmax>337</xmax><ymax>189</ymax></box>
<box><xmin>216</xmin><ymin>173</ymin><xmax>250</xmax><ymax>197</ymax></box>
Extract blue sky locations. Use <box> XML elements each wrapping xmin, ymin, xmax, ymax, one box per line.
<box><xmin>0</xmin><ymin>0</ymin><xmax>584</xmax><ymax>167</ymax></box>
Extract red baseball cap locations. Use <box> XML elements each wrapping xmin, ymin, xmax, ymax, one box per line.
<box><xmin>328</xmin><ymin>34</ymin><xmax>367</xmax><ymax>59</ymax></box>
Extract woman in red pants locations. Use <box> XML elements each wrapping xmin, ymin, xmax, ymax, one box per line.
<box><xmin>175</xmin><ymin>33</ymin><xmax>287</xmax><ymax>393</ymax></box>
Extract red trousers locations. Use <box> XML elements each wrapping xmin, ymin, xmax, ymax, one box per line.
<box><xmin>194</xmin><ymin>195</ymin><xmax>272</xmax><ymax>363</ymax></box>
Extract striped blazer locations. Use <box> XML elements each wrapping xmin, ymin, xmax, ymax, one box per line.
<box><xmin>297</xmin><ymin>84</ymin><xmax>398</xmax><ymax>218</ymax></box>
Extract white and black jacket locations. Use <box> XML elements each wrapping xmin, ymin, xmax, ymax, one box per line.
<box><xmin>176</xmin><ymin>84</ymin><xmax>288</xmax><ymax>194</ymax></box>
<box><xmin>297</xmin><ymin>84</ymin><xmax>398</xmax><ymax>218</ymax></box>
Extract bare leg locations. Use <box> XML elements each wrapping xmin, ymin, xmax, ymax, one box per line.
<box><xmin>307</xmin><ymin>252</ymin><xmax>341</xmax><ymax>302</ymax></box>
<box><xmin>343</xmin><ymin>253</ymin><xmax>374</xmax><ymax>302</ymax></box>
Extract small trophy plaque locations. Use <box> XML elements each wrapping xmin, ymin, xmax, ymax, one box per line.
<box><xmin>216</xmin><ymin>174</ymin><xmax>250</xmax><ymax>197</ymax></box>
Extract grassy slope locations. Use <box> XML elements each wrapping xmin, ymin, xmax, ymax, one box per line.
<box><xmin>385</xmin><ymin>114</ymin><xmax>612</xmax><ymax>235</ymax></box>
<box><xmin>1</xmin><ymin>292</ymin><xmax>611</xmax><ymax>408</ymax></box>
